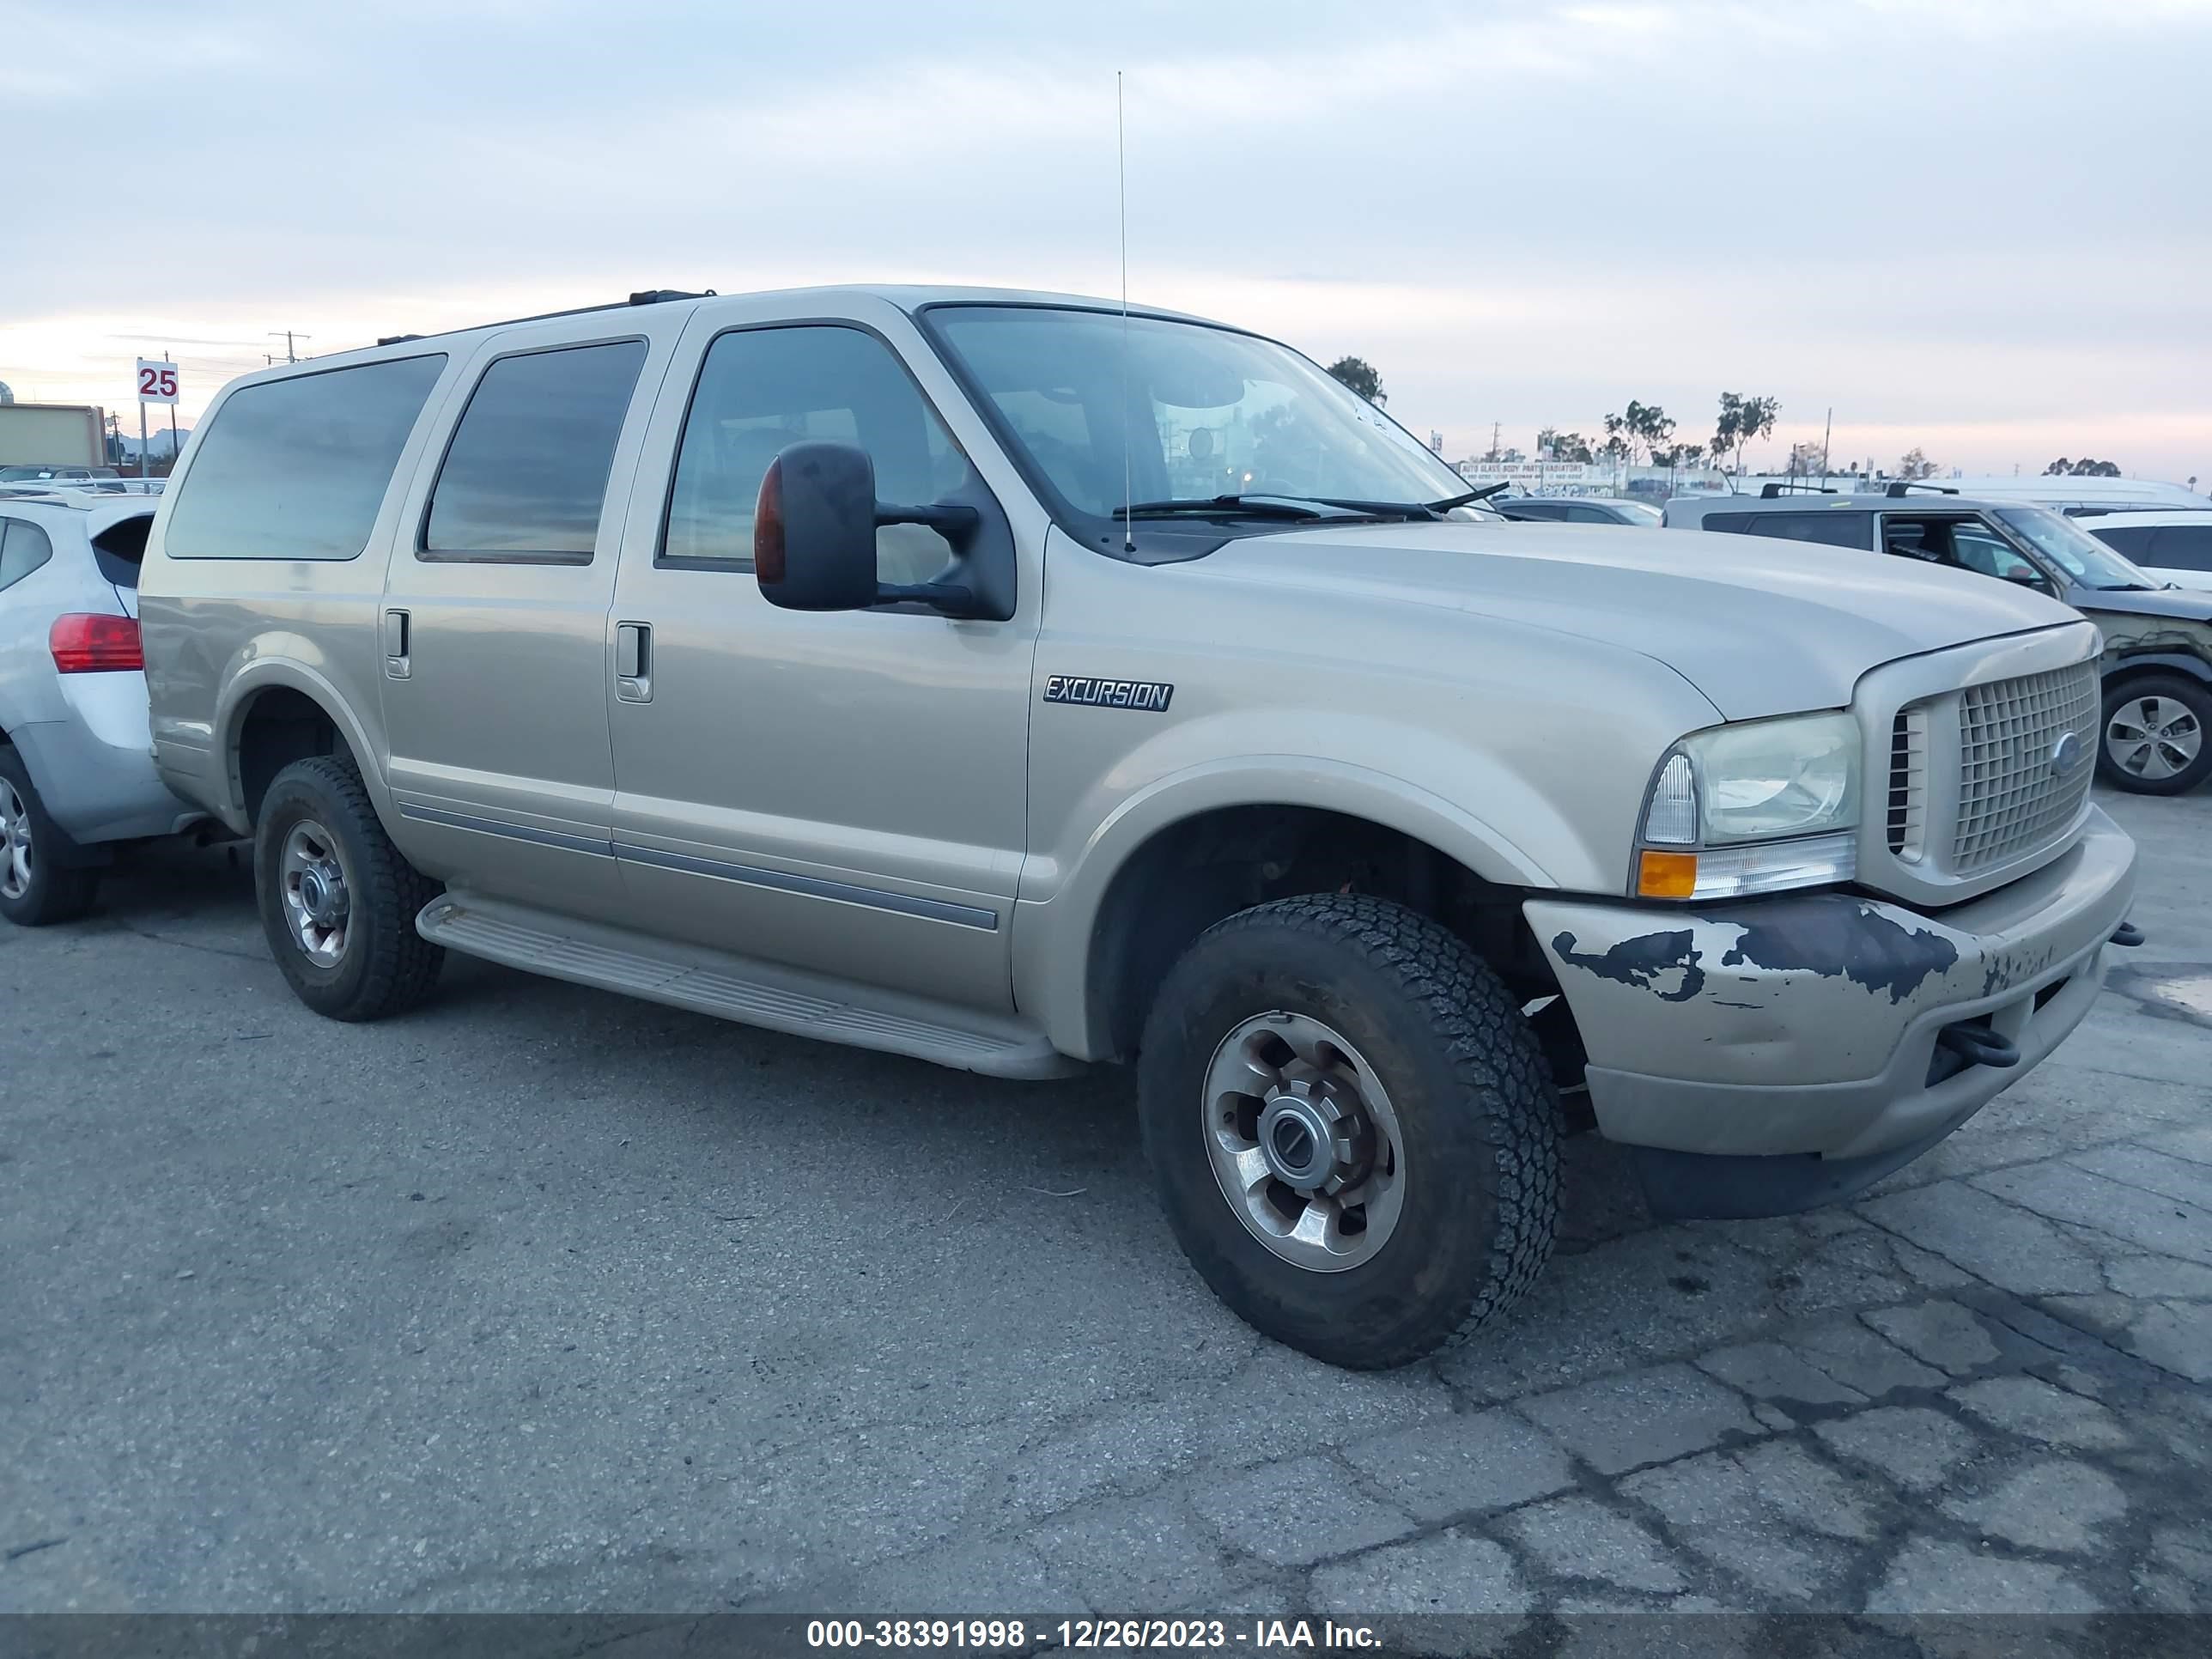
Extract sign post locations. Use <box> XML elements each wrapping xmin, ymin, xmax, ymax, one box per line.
<box><xmin>135</xmin><ymin>358</ymin><xmax>179</xmax><ymax>477</ymax></box>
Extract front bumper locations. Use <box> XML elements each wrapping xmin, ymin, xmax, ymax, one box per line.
<box><xmin>1523</xmin><ymin>809</ymin><xmax>2136</xmax><ymax>1217</ymax></box>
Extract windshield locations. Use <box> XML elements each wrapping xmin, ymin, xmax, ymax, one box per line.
<box><xmin>1996</xmin><ymin>505</ymin><xmax>2160</xmax><ymax>590</ymax></box>
<box><xmin>923</xmin><ymin>306</ymin><xmax>1471</xmax><ymax>537</ymax></box>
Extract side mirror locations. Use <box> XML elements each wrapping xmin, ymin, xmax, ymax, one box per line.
<box><xmin>755</xmin><ymin>441</ymin><xmax>982</xmax><ymax>615</ymax></box>
<box><xmin>2002</xmin><ymin>567</ymin><xmax>2049</xmax><ymax>588</ymax></box>
<box><xmin>755</xmin><ymin>441</ymin><xmax>880</xmax><ymax>611</ymax></box>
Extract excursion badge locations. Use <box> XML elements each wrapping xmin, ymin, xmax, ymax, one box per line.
<box><xmin>1042</xmin><ymin>675</ymin><xmax>1175</xmax><ymax>713</ymax></box>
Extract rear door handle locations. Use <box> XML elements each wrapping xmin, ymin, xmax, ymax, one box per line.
<box><xmin>383</xmin><ymin>608</ymin><xmax>410</xmax><ymax>679</ymax></box>
<box><xmin>615</xmin><ymin>621</ymin><xmax>652</xmax><ymax>702</ymax></box>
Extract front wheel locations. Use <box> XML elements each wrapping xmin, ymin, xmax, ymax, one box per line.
<box><xmin>2099</xmin><ymin>674</ymin><xmax>2210</xmax><ymax>795</ymax></box>
<box><xmin>254</xmin><ymin>757</ymin><xmax>444</xmax><ymax>1020</ymax></box>
<box><xmin>1137</xmin><ymin>894</ymin><xmax>1561</xmax><ymax>1370</ymax></box>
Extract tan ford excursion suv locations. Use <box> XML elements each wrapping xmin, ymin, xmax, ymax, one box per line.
<box><xmin>138</xmin><ymin>286</ymin><xmax>2140</xmax><ymax>1368</ymax></box>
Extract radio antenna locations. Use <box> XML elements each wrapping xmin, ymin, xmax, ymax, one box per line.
<box><xmin>1118</xmin><ymin>70</ymin><xmax>1134</xmax><ymax>552</ymax></box>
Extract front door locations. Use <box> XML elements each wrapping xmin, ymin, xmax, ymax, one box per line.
<box><xmin>605</xmin><ymin>310</ymin><xmax>1037</xmax><ymax>1010</ymax></box>
<box><xmin>379</xmin><ymin>313</ymin><xmax>682</xmax><ymax>918</ymax></box>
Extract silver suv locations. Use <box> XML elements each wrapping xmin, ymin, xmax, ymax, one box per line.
<box><xmin>0</xmin><ymin>494</ymin><xmax>198</xmax><ymax>924</ymax></box>
<box><xmin>137</xmin><ymin>287</ymin><xmax>2139</xmax><ymax>1368</ymax></box>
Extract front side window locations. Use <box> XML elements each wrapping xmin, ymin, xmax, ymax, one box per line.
<box><xmin>165</xmin><ymin>354</ymin><xmax>447</xmax><ymax>560</ymax></box>
<box><xmin>922</xmin><ymin>305</ymin><xmax>1468</xmax><ymax>543</ymax></box>
<box><xmin>423</xmin><ymin>339</ymin><xmax>647</xmax><ymax>562</ymax></box>
<box><xmin>662</xmin><ymin>325</ymin><xmax>977</xmax><ymax>586</ymax></box>
<box><xmin>0</xmin><ymin>518</ymin><xmax>55</xmax><ymax>589</ymax></box>
<box><xmin>1994</xmin><ymin>505</ymin><xmax>2160</xmax><ymax>591</ymax></box>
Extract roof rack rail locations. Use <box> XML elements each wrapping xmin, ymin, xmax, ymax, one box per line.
<box><xmin>1758</xmin><ymin>482</ymin><xmax>1839</xmax><ymax>498</ymax></box>
<box><xmin>371</xmin><ymin>289</ymin><xmax>718</xmax><ymax>352</ymax></box>
<box><xmin>1884</xmin><ymin>481</ymin><xmax>1959</xmax><ymax>496</ymax></box>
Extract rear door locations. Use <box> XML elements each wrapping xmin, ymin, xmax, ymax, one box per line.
<box><xmin>376</xmin><ymin>311</ymin><xmax>684</xmax><ymax>921</ymax></box>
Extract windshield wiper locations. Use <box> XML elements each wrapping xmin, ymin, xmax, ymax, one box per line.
<box><xmin>1112</xmin><ymin>496</ymin><xmax>1331</xmax><ymax>521</ymax></box>
<box><xmin>1114</xmin><ymin>482</ymin><xmax>1510</xmax><ymax>525</ymax></box>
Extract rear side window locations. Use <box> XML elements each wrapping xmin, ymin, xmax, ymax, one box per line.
<box><xmin>2153</xmin><ymin>525</ymin><xmax>2212</xmax><ymax>573</ymax></box>
<box><xmin>2092</xmin><ymin>525</ymin><xmax>2159</xmax><ymax>559</ymax></box>
<box><xmin>422</xmin><ymin>340</ymin><xmax>647</xmax><ymax>563</ymax></box>
<box><xmin>1698</xmin><ymin>514</ymin><xmax>1750</xmax><ymax>534</ymax></box>
<box><xmin>0</xmin><ymin>518</ymin><xmax>55</xmax><ymax>591</ymax></box>
<box><xmin>1741</xmin><ymin>511</ymin><xmax>1874</xmax><ymax>550</ymax></box>
<box><xmin>165</xmin><ymin>354</ymin><xmax>447</xmax><ymax>560</ymax></box>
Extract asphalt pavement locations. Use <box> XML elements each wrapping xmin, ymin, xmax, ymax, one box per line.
<box><xmin>3</xmin><ymin>787</ymin><xmax>2209</xmax><ymax>1625</ymax></box>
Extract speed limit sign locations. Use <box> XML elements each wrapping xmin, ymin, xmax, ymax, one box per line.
<box><xmin>136</xmin><ymin>359</ymin><xmax>179</xmax><ymax>404</ymax></box>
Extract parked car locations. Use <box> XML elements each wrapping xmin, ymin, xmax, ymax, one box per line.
<box><xmin>0</xmin><ymin>465</ymin><xmax>122</xmax><ymax>485</ymax></box>
<box><xmin>0</xmin><ymin>493</ymin><xmax>201</xmax><ymax>924</ymax></box>
<box><xmin>1494</xmin><ymin>495</ymin><xmax>1663</xmax><ymax>526</ymax></box>
<box><xmin>2077</xmin><ymin>510</ymin><xmax>2212</xmax><ymax>594</ymax></box>
<box><xmin>140</xmin><ymin>286</ymin><xmax>2138</xmax><ymax>1368</ymax></box>
<box><xmin>1667</xmin><ymin>486</ymin><xmax>2212</xmax><ymax>795</ymax></box>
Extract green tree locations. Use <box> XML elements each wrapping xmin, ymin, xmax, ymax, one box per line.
<box><xmin>1537</xmin><ymin>427</ymin><xmax>1595</xmax><ymax>463</ymax></box>
<box><xmin>2046</xmin><ymin>456</ymin><xmax>2121</xmax><ymax>477</ymax></box>
<box><xmin>1325</xmin><ymin>356</ymin><xmax>1385</xmax><ymax>405</ymax></box>
<box><xmin>1898</xmin><ymin>447</ymin><xmax>1939</xmax><ymax>480</ymax></box>
<box><xmin>1713</xmin><ymin>392</ymin><xmax>1779</xmax><ymax>473</ymax></box>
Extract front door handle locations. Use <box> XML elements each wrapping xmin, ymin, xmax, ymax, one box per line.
<box><xmin>383</xmin><ymin>608</ymin><xmax>410</xmax><ymax>679</ymax></box>
<box><xmin>615</xmin><ymin>621</ymin><xmax>652</xmax><ymax>703</ymax></box>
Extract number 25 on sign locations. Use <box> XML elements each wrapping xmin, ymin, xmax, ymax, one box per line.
<box><xmin>136</xmin><ymin>360</ymin><xmax>179</xmax><ymax>404</ymax></box>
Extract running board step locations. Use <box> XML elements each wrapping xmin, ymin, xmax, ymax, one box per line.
<box><xmin>416</xmin><ymin>893</ymin><xmax>1079</xmax><ymax>1079</ymax></box>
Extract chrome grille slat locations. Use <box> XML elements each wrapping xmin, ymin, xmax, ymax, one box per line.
<box><xmin>1952</xmin><ymin>664</ymin><xmax>2099</xmax><ymax>873</ymax></box>
<box><xmin>1887</xmin><ymin>706</ymin><xmax>1929</xmax><ymax>861</ymax></box>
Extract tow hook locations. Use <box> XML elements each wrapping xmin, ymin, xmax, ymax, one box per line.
<box><xmin>2111</xmin><ymin>921</ymin><xmax>2146</xmax><ymax>948</ymax></box>
<box><xmin>1936</xmin><ymin>1021</ymin><xmax>2021</xmax><ymax>1069</ymax></box>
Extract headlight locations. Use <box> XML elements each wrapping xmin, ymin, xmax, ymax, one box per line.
<box><xmin>1635</xmin><ymin>713</ymin><xmax>1860</xmax><ymax>899</ymax></box>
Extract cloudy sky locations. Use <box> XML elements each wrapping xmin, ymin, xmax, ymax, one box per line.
<box><xmin>4</xmin><ymin>0</ymin><xmax>2208</xmax><ymax>480</ymax></box>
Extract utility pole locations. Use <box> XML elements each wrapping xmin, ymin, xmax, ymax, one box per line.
<box><xmin>268</xmin><ymin>331</ymin><xmax>308</xmax><ymax>364</ymax></box>
<box><xmin>1490</xmin><ymin>421</ymin><xmax>1502</xmax><ymax>463</ymax></box>
<box><xmin>166</xmin><ymin>352</ymin><xmax>180</xmax><ymax>468</ymax></box>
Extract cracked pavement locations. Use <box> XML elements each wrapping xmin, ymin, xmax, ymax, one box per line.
<box><xmin>2</xmin><ymin>788</ymin><xmax>2207</xmax><ymax>1620</ymax></box>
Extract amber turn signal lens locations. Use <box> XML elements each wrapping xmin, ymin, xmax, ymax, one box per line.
<box><xmin>1637</xmin><ymin>850</ymin><xmax>1698</xmax><ymax>899</ymax></box>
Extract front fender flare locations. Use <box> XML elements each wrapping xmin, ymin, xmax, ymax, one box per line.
<box><xmin>1014</xmin><ymin>756</ymin><xmax>1559</xmax><ymax>1060</ymax></box>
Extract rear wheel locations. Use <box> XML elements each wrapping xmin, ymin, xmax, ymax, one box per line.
<box><xmin>1137</xmin><ymin>894</ymin><xmax>1560</xmax><ymax>1370</ymax></box>
<box><xmin>0</xmin><ymin>749</ymin><xmax>100</xmax><ymax>927</ymax></box>
<box><xmin>2099</xmin><ymin>674</ymin><xmax>2211</xmax><ymax>795</ymax></box>
<box><xmin>254</xmin><ymin>756</ymin><xmax>444</xmax><ymax>1020</ymax></box>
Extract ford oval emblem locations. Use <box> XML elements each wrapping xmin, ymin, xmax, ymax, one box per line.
<box><xmin>2051</xmin><ymin>731</ymin><xmax>2083</xmax><ymax>776</ymax></box>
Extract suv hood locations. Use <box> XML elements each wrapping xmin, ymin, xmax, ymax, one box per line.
<box><xmin>2069</xmin><ymin>583</ymin><xmax>2212</xmax><ymax>623</ymax></box>
<box><xmin>1202</xmin><ymin>522</ymin><xmax>2081</xmax><ymax>720</ymax></box>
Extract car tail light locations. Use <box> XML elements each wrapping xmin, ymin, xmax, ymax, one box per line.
<box><xmin>49</xmin><ymin>612</ymin><xmax>143</xmax><ymax>673</ymax></box>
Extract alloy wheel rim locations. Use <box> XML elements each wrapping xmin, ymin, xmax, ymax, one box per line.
<box><xmin>1200</xmin><ymin>1010</ymin><xmax>1406</xmax><ymax>1273</ymax></box>
<box><xmin>0</xmin><ymin>779</ymin><xmax>31</xmax><ymax>901</ymax></box>
<box><xmin>279</xmin><ymin>819</ymin><xmax>353</xmax><ymax>966</ymax></box>
<box><xmin>2107</xmin><ymin>696</ymin><xmax>2203</xmax><ymax>781</ymax></box>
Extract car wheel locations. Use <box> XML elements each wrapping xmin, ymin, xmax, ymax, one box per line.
<box><xmin>2098</xmin><ymin>674</ymin><xmax>2211</xmax><ymax>795</ymax></box>
<box><xmin>254</xmin><ymin>756</ymin><xmax>444</xmax><ymax>1020</ymax></box>
<box><xmin>0</xmin><ymin>748</ymin><xmax>100</xmax><ymax>927</ymax></box>
<box><xmin>1137</xmin><ymin>893</ymin><xmax>1560</xmax><ymax>1370</ymax></box>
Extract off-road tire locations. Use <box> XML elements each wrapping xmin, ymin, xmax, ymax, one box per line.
<box><xmin>0</xmin><ymin>746</ymin><xmax>100</xmax><ymax>927</ymax></box>
<box><xmin>1137</xmin><ymin>893</ymin><xmax>1560</xmax><ymax>1369</ymax></box>
<box><xmin>2097</xmin><ymin>673</ymin><xmax>2212</xmax><ymax>796</ymax></box>
<box><xmin>255</xmin><ymin>757</ymin><xmax>443</xmax><ymax>1020</ymax></box>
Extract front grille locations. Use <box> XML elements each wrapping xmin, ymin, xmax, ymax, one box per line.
<box><xmin>1953</xmin><ymin>663</ymin><xmax>2100</xmax><ymax>872</ymax></box>
<box><xmin>1887</xmin><ymin>706</ymin><xmax>1929</xmax><ymax>860</ymax></box>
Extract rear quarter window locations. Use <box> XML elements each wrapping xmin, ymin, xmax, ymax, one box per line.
<box><xmin>164</xmin><ymin>354</ymin><xmax>447</xmax><ymax>560</ymax></box>
<box><xmin>2092</xmin><ymin>525</ymin><xmax>2160</xmax><ymax>560</ymax></box>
